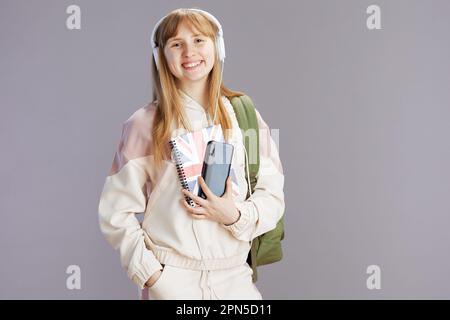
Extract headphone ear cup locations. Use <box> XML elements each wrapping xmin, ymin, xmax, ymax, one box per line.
<box><xmin>217</xmin><ymin>36</ymin><xmax>225</xmax><ymax>62</ymax></box>
<box><xmin>153</xmin><ymin>48</ymin><xmax>159</xmax><ymax>71</ymax></box>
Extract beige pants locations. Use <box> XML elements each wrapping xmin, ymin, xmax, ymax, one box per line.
<box><xmin>141</xmin><ymin>262</ymin><xmax>262</xmax><ymax>300</ymax></box>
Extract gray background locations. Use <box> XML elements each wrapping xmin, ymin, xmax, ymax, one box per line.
<box><xmin>1</xmin><ymin>0</ymin><xmax>449</xmax><ymax>299</ymax></box>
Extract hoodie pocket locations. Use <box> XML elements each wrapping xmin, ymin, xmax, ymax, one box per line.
<box><xmin>148</xmin><ymin>265</ymin><xmax>170</xmax><ymax>292</ymax></box>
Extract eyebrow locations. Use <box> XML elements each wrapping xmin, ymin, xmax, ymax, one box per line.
<box><xmin>168</xmin><ymin>34</ymin><xmax>204</xmax><ymax>42</ymax></box>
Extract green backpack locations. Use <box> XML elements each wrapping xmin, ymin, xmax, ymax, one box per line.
<box><xmin>229</xmin><ymin>95</ymin><xmax>285</xmax><ymax>283</ymax></box>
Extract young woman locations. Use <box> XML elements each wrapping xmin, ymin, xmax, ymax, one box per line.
<box><xmin>98</xmin><ymin>8</ymin><xmax>285</xmax><ymax>300</ymax></box>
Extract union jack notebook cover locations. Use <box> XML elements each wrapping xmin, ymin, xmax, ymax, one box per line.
<box><xmin>169</xmin><ymin>124</ymin><xmax>240</xmax><ymax>206</ymax></box>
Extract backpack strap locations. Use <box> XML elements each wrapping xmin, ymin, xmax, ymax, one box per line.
<box><xmin>229</xmin><ymin>95</ymin><xmax>260</xmax><ymax>282</ymax></box>
<box><xmin>229</xmin><ymin>95</ymin><xmax>260</xmax><ymax>198</ymax></box>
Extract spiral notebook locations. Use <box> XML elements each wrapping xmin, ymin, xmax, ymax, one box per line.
<box><xmin>169</xmin><ymin>124</ymin><xmax>240</xmax><ymax>206</ymax></box>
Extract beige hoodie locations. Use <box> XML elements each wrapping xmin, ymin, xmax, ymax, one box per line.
<box><xmin>98</xmin><ymin>89</ymin><xmax>285</xmax><ymax>289</ymax></box>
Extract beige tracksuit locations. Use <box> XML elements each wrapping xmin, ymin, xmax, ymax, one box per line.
<box><xmin>98</xmin><ymin>89</ymin><xmax>285</xmax><ymax>300</ymax></box>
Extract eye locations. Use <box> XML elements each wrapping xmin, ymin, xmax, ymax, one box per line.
<box><xmin>170</xmin><ymin>38</ymin><xmax>204</xmax><ymax>48</ymax></box>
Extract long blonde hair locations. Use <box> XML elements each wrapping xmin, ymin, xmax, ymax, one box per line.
<box><xmin>151</xmin><ymin>8</ymin><xmax>244</xmax><ymax>170</ymax></box>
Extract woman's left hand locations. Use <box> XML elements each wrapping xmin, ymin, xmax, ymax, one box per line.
<box><xmin>180</xmin><ymin>176</ymin><xmax>241</xmax><ymax>226</ymax></box>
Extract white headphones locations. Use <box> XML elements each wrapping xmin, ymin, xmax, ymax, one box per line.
<box><xmin>150</xmin><ymin>8</ymin><xmax>226</xmax><ymax>71</ymax></box>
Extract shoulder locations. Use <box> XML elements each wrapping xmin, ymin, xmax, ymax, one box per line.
<box><xmin>123</xmin><ymin>101</ymin><xmax>157</xmax><ymax>133</ymax></box>
<box><xmin>224</xmin><ymin>94</ymin><xmax>269</xmax><ymax>130</ymax></box>
<box><xmin>118</xmin><ymin>101</ymin><xmax>157</xmax><ymax>158</ymax></box>
<box><xmin>221</xmin><ymin>95</ymin><xmax>235</xmax><ymax>114</ymax></box>
<box><xmin>254</xmin><ymin>107</ymin><xmax>269</xmax><ymax>130</ymax></box>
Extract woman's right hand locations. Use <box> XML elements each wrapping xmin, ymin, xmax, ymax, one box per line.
<box><xmin>145</xmin><ymin>268</ymin><xmax>163</xmax><ymax>288</ymax></box>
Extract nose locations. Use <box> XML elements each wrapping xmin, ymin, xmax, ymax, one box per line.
<box><xmin>183</xmin><ymin>42</ymin><xmax>196</xmax><ymax>58</ymax></box>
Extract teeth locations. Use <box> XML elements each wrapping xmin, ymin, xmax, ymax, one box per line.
<box><xmin>183</xmin><ymin>61</ymin><xmax>202</xmax><ymax>68</ymax></box>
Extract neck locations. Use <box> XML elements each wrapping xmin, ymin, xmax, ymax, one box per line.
<box><xmin>177</xmin><ymin>79</ymin><xmax>209</xmax><ymax>110</ymax></box>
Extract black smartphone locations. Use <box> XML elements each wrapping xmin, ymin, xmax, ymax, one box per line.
<box><xmin>198</xmin><ymin>140</ymin><xmax>234</xmax><ymax>199</ymax></box>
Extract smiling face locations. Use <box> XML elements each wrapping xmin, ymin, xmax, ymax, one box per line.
<box><xmin>163</xmin><ymin>22</ymin><xmax>216</xmax><ymax>86</ymax></box>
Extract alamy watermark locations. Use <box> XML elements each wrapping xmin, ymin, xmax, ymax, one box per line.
<box><xmin>366</xmin><ymin>265</ymin><xmax>381</xmax><ymax>290</ymax></box>
<box><xmin>66</xmin><ymin>5</ymin><xmax>81</xmax><ymax>30</ymax></box>
<box><xmin>66</xmin><ymin>265</ymin><xmax>81</xmax><ymax>290</ymax></box>
<box><xmin>367</xmin><ymin>5</ymin><xmax>381</xmax><ymax>30</ymax></box>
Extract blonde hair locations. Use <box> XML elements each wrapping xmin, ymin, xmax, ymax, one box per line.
<box><xmin>150</xmin><ymin>8</ymin><xmax>244</xmax><ymax>170</ymax></box>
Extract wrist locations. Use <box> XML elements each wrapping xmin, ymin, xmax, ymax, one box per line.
<box><xmin>145</xmin><ymin>267</ymin><xmax>163</xmax><ymax>287</ymax></box>
<box><xmin>224</xmin><ymin>209</ymin><xmax>241</xmax><ymax>226</ymax></box>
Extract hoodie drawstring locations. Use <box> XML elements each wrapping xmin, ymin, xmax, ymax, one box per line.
<box><xmin>199</xmin><ymin>270</ymin><xmax>220</xmax><ymax>300</ymax></box>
